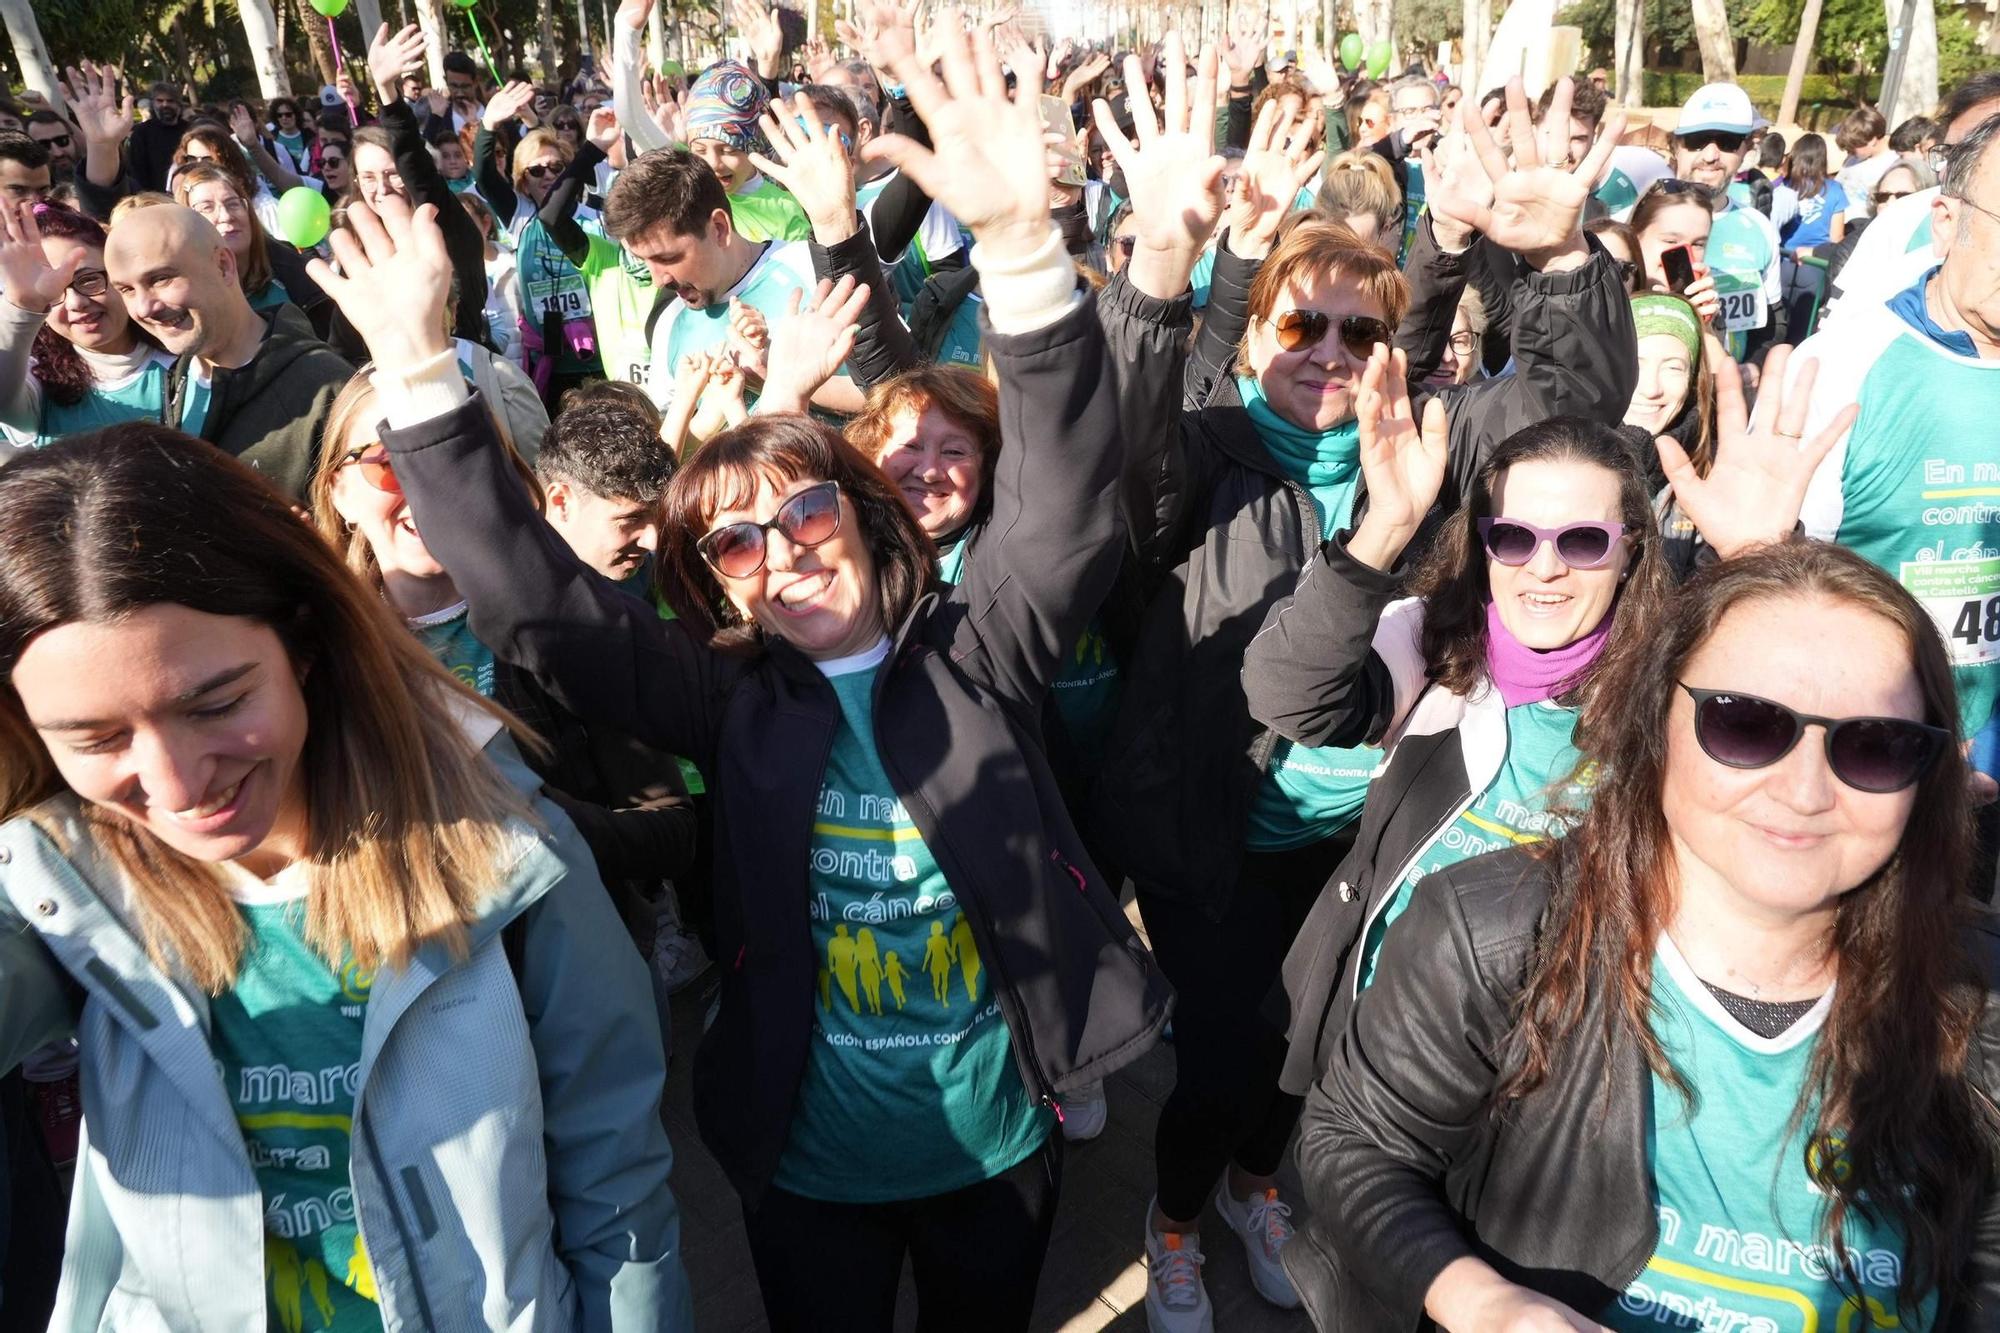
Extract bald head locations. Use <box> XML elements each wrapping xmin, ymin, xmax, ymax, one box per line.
<box><xmin>106</xmin><ymin>203</ymin><xmax>249</xmax><ymax>361</ymax></box>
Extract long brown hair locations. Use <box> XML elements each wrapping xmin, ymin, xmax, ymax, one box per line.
<box><xmin>0</xmin><ymin>423</ymin><xmax>534</xmax><ymax>992</ymax></box>
<box><xmin>1501</xmin><ymin>539</ymin><xmax>1996</xmax><ymax>1318</ymax></box>
<box><xmin>170</xmin><ymin>160</ymin><xmax>274</xmax><ymax>297</ymax></box>
<box><xmin>657</xmin><ymin>414</ymin><xmax>936</xmax><ymax>653</ymax></box>
<box><xmin>1410</xmin><ymin>416</ymin><xmax>1672</xmax><ymax>703</ymax></box>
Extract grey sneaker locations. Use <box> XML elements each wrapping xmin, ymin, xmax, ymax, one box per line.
<box><xmin>1143</xmin><ymin>1200</ymin><xmax>1214</xmax><ymax>1333</ymax></box>
<box><xmin>1213</xmin><ymin>1184</ymin><xmax>1302</xmax><ymax>1310</ymax></box>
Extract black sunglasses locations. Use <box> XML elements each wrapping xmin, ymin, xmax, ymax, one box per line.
<box><xmin>697</xmin><ymin>480</ymin><xmax>843</xmax><ymax>579</ymax></box>
<box><xmin>40</xmin><ymin>133</ymin><xmax>70</xmax><ymax>149</ymax></box>
<box><xmin>1268</xmin><ymin>309</ymin><xmax>1394</xmax><ymax>359</ymax></box>
<box><xmin>1644</xmin><ymin>177</ymin><xmax>1721</xmax><ymax>209</ymax></box>
<box><xmin>1873</xmin><ymin>188</ymin><xmax>1914</xmax><ymax>206</ymax></box>
<box><xmin>1676</xmin><ymin>129</ymin><xmax>1746</xmax><ymax>154</ymax></box>
<box><xmin>1678</xmin><ymin>683</ymin><xmax>1948</xmax><ymax>794</ymax></box>
<box><xmin>523</xmin><ymin>163</ymin><xmax>559</xmax><ymax>179</ymax></box>
<box><xmin>321</xmin><ymin>154</ymin><xmax>347</xmax><ymax>167</ymax></box>
<box><xmin>1478</xmin><ymin>518</ymin><xmax>1626</xmax><ymax>569</ymax></box>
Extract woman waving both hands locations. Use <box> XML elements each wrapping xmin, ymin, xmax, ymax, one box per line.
<box><xmin>311</xmin><ymin>11</ymin><xmax>1168</xmax><ymax>1329</ymax></box>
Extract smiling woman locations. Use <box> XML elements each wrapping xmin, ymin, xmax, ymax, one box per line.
<box><xmin>0</xmin><ymin>423</ymin><xmax>691</xmax><ymax>1329</ymax></box>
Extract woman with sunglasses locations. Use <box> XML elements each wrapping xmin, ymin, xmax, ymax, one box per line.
<box><xmin>1630</xmin><ymin>178</ymin><xmax>1723</xmax><ymax>325</ymax></box>
<box><xmin>1094</xmin><ymin>57</ymin><xmax>1634</xmax><ymax>1323</ymax></box>
<box><xmin>1285</xmin><ymin>537</ymin><xmax>2000</xmax><ymax>1331</ymax></box>
<box><xmin>0</xmin><ymin>201</ymin><xmax>170</xmax><ymax>449</ymax></box>
<box><xmin>265</xmin><ymin>96</ymin><xmax>314</xmax><ymax>175</ymax></box>
<box><xmin>0</xmin><ymin>418</ymin><xmax>692</xmax><ymax>1331</ymax></box>
<box><xmin>313</xmin><ymin>28</ymin><xmax>1170</xmax><ymax>1330</ymax></box>
<box><xmin>479</xmin><ymin>111</ymin><xmax>604</xmax><ymax>402</ymax></box>
<box><xmin>315</xmin><ymin>135</ymin><xmax>353</xmax><ymax>202</ymax></box>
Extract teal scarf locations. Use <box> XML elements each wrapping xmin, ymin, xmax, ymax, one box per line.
<box><xmin>1237</xmin><ymin>374</ymin><xmax>1362</xmax><ymax>489</ymax></box>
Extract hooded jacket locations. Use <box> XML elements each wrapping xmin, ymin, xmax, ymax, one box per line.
<box><xmin>0</xmin><ymin>728</ymin><xmax>691</xmax><ymax>1332</ymax></box>
<box><xmin>164</xmin><ymin>303</ymin><xmax>352</xmax><ymax>503</ymax></box>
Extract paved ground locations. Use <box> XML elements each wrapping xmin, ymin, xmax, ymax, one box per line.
<box><xmin>662</xmin><ymin>898</ymin><xmax>1314</xmax><ymax>1333</ymax></box>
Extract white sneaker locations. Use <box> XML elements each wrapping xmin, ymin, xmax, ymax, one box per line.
<box><xmin>1213</xmin><ymin>1184</ymin><xmax>1302</xmax><ymax>1310</ymax></box>
<box><xmin>1143</xmin><ymin>1201</ymin><xmax>1214</xmax><ymax>1333</ymax></box>
<box><xmin>650</xmin><ymin>925</ymin><xmax>711</xmax><ymax>995</ymax></box>
<box><xmin>1060</xmin><ymin>1080</ymin><xmax>1108</xmax><ymax>1142</ymax></box>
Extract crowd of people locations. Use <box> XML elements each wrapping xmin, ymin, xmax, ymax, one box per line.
<box><xmin>0</xmin><ymin>2</ymin><xmax>1997</xmax><ymax>1330</ymax></box>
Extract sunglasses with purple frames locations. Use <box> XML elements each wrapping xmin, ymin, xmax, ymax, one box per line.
<box><xmin>1478</xmin><ymin>518</ymin><xmax>1628</xmax><ymax>569</ymax></box>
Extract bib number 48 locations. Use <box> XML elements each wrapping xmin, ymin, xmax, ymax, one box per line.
<box><xmin>1952</xmin><ymin>596</ymin><xmax>2000</xmax><ymax>650</ymax></box>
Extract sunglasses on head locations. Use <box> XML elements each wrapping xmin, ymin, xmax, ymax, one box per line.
<box><xmin>697</xmin><ymin>479</ymin><xmax>842</xmax><ymax>579</ymax></box>
<box><xmin>340</xmin><ymin>444</ymin><xmax>400</xmax><ymax>494</ymax></box>
<box><xmin>1267</xmin><ymin>309</ymin><xmax>1394</xmax><ymax>358</ymax></box>
<box><xmin>1678</xmin><ymin>683</ymin><xmax>1948</xmax><ymax>794</ymax></box>
<box><xmin>1478</xmin><ymin>518</ymin><xmax>1626</xmax><ymax>569</ymax></box>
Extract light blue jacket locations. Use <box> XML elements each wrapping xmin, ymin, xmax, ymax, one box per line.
<box><xmin>0</xmin><ymin>733</ymin><xmax>693</xmax><ymax>1331</ymax></box>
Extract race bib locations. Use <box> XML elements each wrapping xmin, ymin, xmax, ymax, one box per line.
<box><xmin>1712</xmin><ymin>271</ymin><xmax>1768</xmax><ymax>334</ymax></box>
<box><xmin>1903</xmin><ymin>557</ymin><xmax>2000</xmax><ymax>667</ymax></box>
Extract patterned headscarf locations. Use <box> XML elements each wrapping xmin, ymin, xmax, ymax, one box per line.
<box><xmin>684</xmin><ymin>60</ymin><xmax>769</xmax><ymax>155</ymax></box>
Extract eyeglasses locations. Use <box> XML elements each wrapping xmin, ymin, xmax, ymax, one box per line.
<box><xmin>38</xmin><ymin>134</ymin><xmax>70</xmax><ymax>149</ymax></box>
<box><xmin>1676</xmin><ymin>129</ymin><xmax>1746</xmax><ymax>155</ymax></box>
<box><xmin>523</xmin><ymin>163</ymin><xmax>559</xmax><ymax>180</ymax></box>
<box><xmin>65</xmin><ymin>267</ymin><xmax>109</xmax><ymax>299</ymax></box>
<box><xmin>1447</xmin><ymin>330</ymin><xmax>1481</xmax><ymax>356</ymax></box>
<box><xmin>1266</xmin><ymin>309</ymin><xmax>1394</xmax><ymax>359</ymax></box>
<box><xmin>1873</xmin><ymin>188</ymin><xmax>1914</xmax><ymax>205</ymax></box>
<box><xmin>1677</xmin><ymin>683</ymin><xmax>1948</xmax><ymax>794</ymax></box>
<box><xmin>696</xmin><ymin>480</ymin><xmax>842</xmax><ymax>579</ymax></box>
<box><xmin>339</xmin><ymin>444</ymin><xmax>400</xmax><ymax>494</ymax></box>
<box><xmin>1477</xmin><ymin>518</ymin><xmax>1627</xmax><ymax>569</ymax></box>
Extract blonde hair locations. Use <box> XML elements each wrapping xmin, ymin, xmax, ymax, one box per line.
<box><xmin>1315</xmin><ymin>149</ymin><xmax>1404</xmax><ymax>240</ymax></box>
<box><xmin>109</xmin><ymin>191</ymin><xmax>175</xmax><ymax>224</ymax></box>
<box><xmin>0</xmin><ymin>424</ymin><xmax>537</xmax><ymax>993</ymax></box>
<box><xmin>512</xmin><ymin>128</ymin><xmax>572</xmax><ymax>192</ymax></box>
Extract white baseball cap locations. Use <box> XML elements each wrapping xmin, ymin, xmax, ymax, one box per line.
<box><xmin>1677</xmin><ymin>82</ymin><xmax>1754</xmax><ymax>138</ymax></box>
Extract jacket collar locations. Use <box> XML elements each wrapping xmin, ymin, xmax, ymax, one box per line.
<box><xmin>1198</xmin><ymin>374</ymin><xmax>1300</xmax><ymax>482</ymax></box>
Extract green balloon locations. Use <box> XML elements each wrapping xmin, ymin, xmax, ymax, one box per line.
<box><xmin>306</xmin><ymin>0</ymin><xmax>347</xmax><ymax>14</ymax></box>
<box><xmin>1365</xmin><ymin>39</ymin><xmax>1392</xmax><ymax>78</ymax></box>
<box><xmin>1338</xmin><ymin>33</ymin><xmax>1363</xmax><ymax>70</ymax></box>
<box><xmin>276</xmin><ymin>187</ymin><xmax>331</xmax><ymax>250</ymax></box>
<box><xmin>451</xmin><ymin>0</ymin><xmax>477</xmax><ymax>9</ymax></box>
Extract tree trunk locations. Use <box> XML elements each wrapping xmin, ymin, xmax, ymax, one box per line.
<box><xmin>1778</xmin><ymin>0</ymin><xmax>1823</xmax><ymax>127</ymax></box>
<box><xmin>1612</xmin><ymin>0</ymin><xmax>1643</xmax><ymax>107</ymax></box>
<box><xmin>1354</xmin><ymin>0</ymin><xmax>1393</xmax><ymax>51</ymax></box>
<box><xmin>1688</xmin><ymin>0</ymin><xmax>1736</xmax><ymax>82</ymax></box>
<box><xmin>415</xmin><ymin>0</ymin><xmax>448</xmax><ymax>87</ymax></box>
<box><xmin>0</xmin><ymin>0</ymin><xmax>63</xmax><ymax>113</ymax></box>
<box><xmin>354</xmin><ymin>0</ymin><xmax>385</xmax><ymax>47</ymax></box>
<box><xmin>240</xmin><ymin>0</ymin><xmax>295</xmax><ymax>97</ymax></box>
<box><xmin>647</xmin><ymin>2</ymin><xmax>667</xmax><ymax>71</ymax></box>
<box><xmin>537</xmin><ymin>0</ymin><xmax>557</xmax><ymax>81</ymax></box>
<box><xmin>1883</xmin><ymin>0</ymin><xmax>1937</xmax><ymax>126</ymax></box>
<box><xmin>298</xmin><ymin>0</ymin><xmax>342</xmax><ymax>87</ymax></box>
<box><xmin>1460</xmin><ymin>0</ymin><xmax>1491</xmax><ymax>96</ymax></box>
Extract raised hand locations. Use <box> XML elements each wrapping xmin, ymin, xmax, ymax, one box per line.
<box><xmin>861</xmin><ymin>7</ymin><xmax>1069</xmax><ymax>262</ymax></box>
<box><xmin>229</xmin><ymin>103</ymin><xmax>261</xmax><ymax>146</ymax></box>
<box><xmin>639</xmin><ymin>73</ymin><xmax>686</xmax><ymax>144</ymax></box>
<box><xmin>1348</xmin><ymin>345</ymin><xmax>1449</xmax><ymax>569</ymax></box>
<box><xmin>836</xmin><ymin>0</ymin><xmax>920</xmax><ymax>77</ymax></box>
<box><xmin>586</xmin><ymin>106</ymin><xmax>624</xmax><ymax>165</ymax></box>
<box><xmin>1656</xmin><ymin>344</ymin><xmax>1854</xmax><ymax>560</ymax></box>
<box><xmin>1456</xmin><ymin>76</ymin><xmax>1624</xmax><ymax>270</ymax></box>
<box><xmin>615</xmin><ymin>0</ymin><xmax>655</xmax><ymax>30</ymax></box>
<box><xmin>482</xmin><ymin>80</ymin><xmax>539</xmax><ymax>132</ymax></box>
<box><xmin>1417</xmin><ymin>127</ymin><xmax>1495</xmax><ymax>252</ymax></box>
<box><xmin>1225</xmin><ymin>7</ymin><xmax>1266</xmax><ymax>86</ymax></box>
<box><xmin>0</xmin><ymin>203</ymin><xmax>81</xmax><ymax>315</ymax></box>
<box><xmin>424</xmin><ymin>86</ymin><xmax>451</xmax><ymax>120</ymax></box>
<box><xmin>802</xmin><ymin>38</ymin><xmax>839</xmax><ymax>83</ymax></box>
<box><xmin>732</xmin><ymin>0</ymin><xmax>786</xmax><ymax>77</ymax></box>
<box><xmin>1000</xmin><ymin>28</ymin><xmax>1046</xmax><ymax>90</ymax></box>
<box><xmin>58</xmin><ymin>64</ymin><xmax>134</xmax><ymax>149</ymax></box>
<box><xmin>1090</xmin><ymin>31</ymin><xmax>1226</xmax><ymax>298</ymax></box>
<box><xmin>1048</xmin><ymin>38</ymin><xmax>1074</xmax><ymax>84</ymax></box>
<box><xmin>759</xmin><ymin>276</ymin><xmax>870</xmax><ymax>412</ymax></box>
<box><xmin>368</xmin><ymin>23</ymin><xmax>430</xmax><ymax>107</ymax></box>
<box><xmin>1061</xmin><ymin>50</ymin><xmax>1113</xmax><ymax>102</ymax></box>
<box><xmin>306</xmin><ymin>194</ymin><xmax>455</xmax><ymax>369</ymax></box>
<box><xmin>1226</xmin><ymin>99</ymin><xmax>1325</xmax><ymax>258</ymax></box>
<box><xmin>750</xmin><ymin>93</ymin><xmax>859</xmax><ymax>242</ymax></box>
<box><xmin>1680</xmin><ymin>268</ymin><xmax>1722</xmax><ymax>325</ymax></box>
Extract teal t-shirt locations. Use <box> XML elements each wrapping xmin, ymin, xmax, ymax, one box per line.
<box><xmin>1357</xmin><ymin>698</ymin><xmax>1584</xmax><ymax>989</ymax></box>
<box><xmin>1238</xmin><ymin>374</ymin><xmax>1380</xmax><ymax>851</ymax></box>
<box><xmin>515</xmin><ymin>216</ymin><xmax>602</xmax><ymax>376</ymax></box>
<box><xmin>772</xmin><ymin>643</ymin><xmax>1052</xmax><ymax>1202</ymax></box>
<box><xmin>249</xmin><ymin>279</ymin><xmax>293</xmax><ymax>314</ymax></box>
<box><xmin>208</xmin><ymin>873</ymin><xmax>382</xmax><ymax>1332</ymax></box>
<box><xmin>410</xmin><ymin>603</ymin><xmax>496</xmax><ymax>697</ymax></box>
<box><xmin>936</xmin><ymin>538</ymin><xmax>1121</xmax><ymax>764</ymax></box>
<box><xmin>36</xmin><ymin>354</ymin><xmax>169</xmax><ymax>444</ymax></box>
<box><xmin>1603</xmin><ymin>940</ymin><xmax>1928</xmax><ymax>1332</ymax></box>
<box><xmin>1708</xmin><ymin>201</ymin><xmax>1781</xmax><ymax>358</ymax></box>
<box><xmin>176</xmin><ymin>362</ymin><xmax>213</xmax><ymax>438</ymax></box>
<box><xmin>647</xmin><ymin>240</ymin><xmax>819</xmax><ymax>416</ymax></box>
<box><xmin>935</xmin><ymin>290</ymin><xmax>986</xmax><ymax>371</ymax></box>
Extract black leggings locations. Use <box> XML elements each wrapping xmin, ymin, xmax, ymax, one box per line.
<box><xmin>1139</xmin><ymin>835</ymin><xmax>1349</xmax><ymax>1223</ymax></box>
<box><xmin>741</xmin><ymin>1134</ymin><xmax>1064</xmax><ymax>1331</ymax></box>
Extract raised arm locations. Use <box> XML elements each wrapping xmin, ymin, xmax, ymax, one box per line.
<box><xmin>863</xmin><ymin>13</ymin><xmax>1126</xmax><ymax>705</ymax></box>
<box><xmin>60</xmin><ymin>64</ymin><xmax>134</xmax><ymax>208</ymax></box>
<box><xmin>475</xmin><ymin>80</ymin><xmax>542</xmax><ymax>220</ymax></box>
<box><xmin>1243</xmin><ymin>349</ymin><xmax>1448</xmax><ymax>749</ymax></box>
<box><xmin>538</xmin><ymin>118</ymin><xmax>613</xmax><ymax>267</ymax></box>
<box><xmin>310</xmin><ymin>197</ymin><xmax>735</xmax><ymax>769</ymax></box>
<box><xmin>0</xmin><ymin>203</ymin><xmax>86</xmax><ymax>435</ymax></box>
<box><xmin>612</xmin><ymin>0</ymin><xmax>673</xmax><ymax>154</ymax></box>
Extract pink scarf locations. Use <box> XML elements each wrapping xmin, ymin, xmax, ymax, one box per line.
<box><xmin>1484</xmin><ymin>599</ymin><xmax>1614</xmax><ymax>708</ymax></box>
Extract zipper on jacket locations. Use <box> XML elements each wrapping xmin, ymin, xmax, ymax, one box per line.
<box><xmin>359</xmin><ymin>1112</ymin><xmax>441</xmax><ymax>1330</ymax></box>
<box><xmin>1349</xmin><ymin>786</ymin><xmax>1481</xmax><ymax>1004</ymax></box>
<box><xmin>1251</xmin><ymin>477</ymin><xmax>1338</xmax><ymax>781</ymax></box>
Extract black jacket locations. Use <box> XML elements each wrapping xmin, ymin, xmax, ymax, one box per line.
<box><xmin>1090</xmin><ymin>227</ymin><xmax>1638</xmax><ymax>918</ymax></box>
<box><xmin>164</xmin><ymin>304</ymin><xmax>352</xmax><ymax>503</ymax></box>
<box><xmin>382</xmin><ymin>294</ymin><xmax>1171</xmax><ymax>1206</ymax></box>
<box><xmin>1283</xmin><ymin>843</ymin><xmax>2000</xmax><ymax>1331</ymax></box>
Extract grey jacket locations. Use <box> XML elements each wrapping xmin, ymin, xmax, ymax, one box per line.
<box><xmin>0</xmin><ymin>727</ymin><xmax>692</xmax><ymax>1332</ymax></box>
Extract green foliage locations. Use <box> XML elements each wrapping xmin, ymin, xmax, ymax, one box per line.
<box><xmin>1399</xmin><ymin>0</ymin><xmax>1463</xmax><ymax>51</ymax></box>
<box><xmin>1559</xmin><ymin>0</ymin><xmax>1704</xmax><ymax>64</ymax></box>
<box><xmin>1644</xmin><ymin>68</ymin><xmax>1878</xmax><ymax>117</ymax></box>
